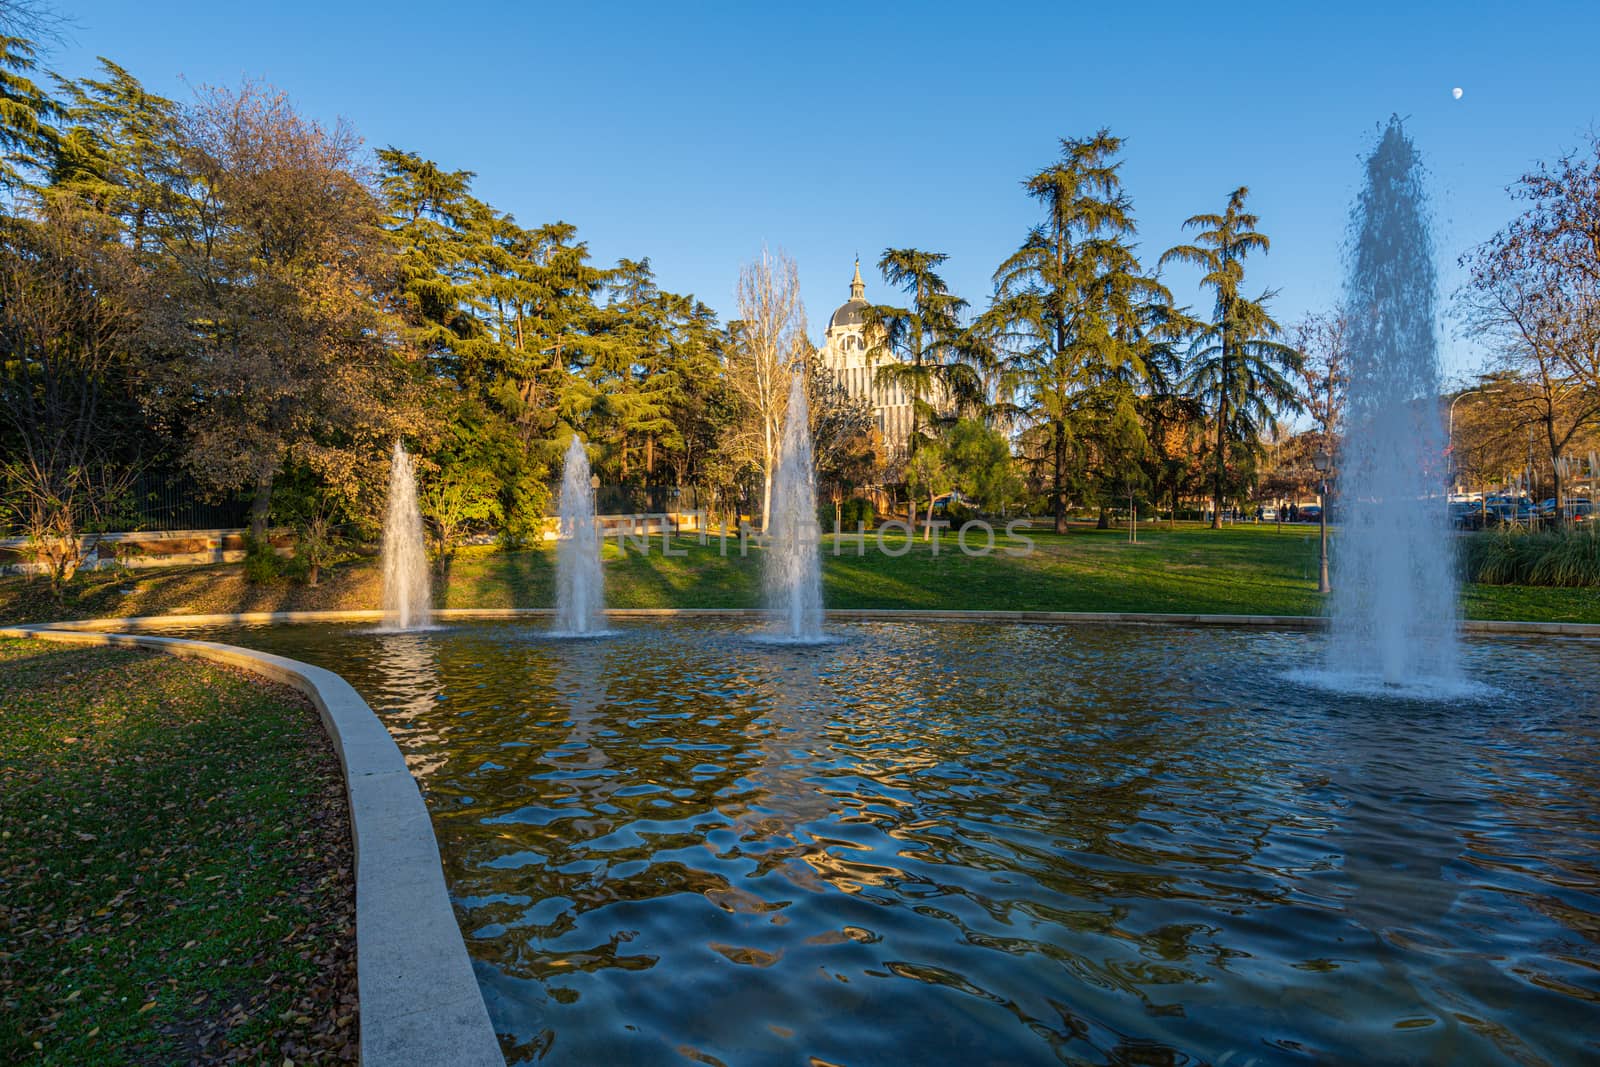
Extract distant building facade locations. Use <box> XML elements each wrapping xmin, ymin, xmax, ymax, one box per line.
<box><xmin>815</xmin><ymin>260</ymin><xmax>916</xmax><ymax>460</ymax></box>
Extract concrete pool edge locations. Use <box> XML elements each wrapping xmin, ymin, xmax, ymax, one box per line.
<box><xmin>17</xmin><ymin>606</ymin><xmax>1600</xmax><ymax>636</ymax></box>
<box><xmin>0</xmin><ymin>625</ymin><xmax>505</xmax><ymax>1067</ymax></box>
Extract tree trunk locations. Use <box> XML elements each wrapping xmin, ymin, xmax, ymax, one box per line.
<box><xmin>1096</xmin><ymin>505</ymin><xmax>1109</xmax><ymax>531</ymax></box>
<box><xmin>1549</xmin><ymin>461</ymin><xmax>1563</xmax><ymax>526</ymax></box>
<box><xmin>1543</xmin><ymin>413</ymin><xmax>1563</xmax><ymax>526</ymax></box>
<box><xmin>249</xmin><ymin>474</ymin><xmax>273</xmax><ymax>542</ymax></box>
<box><xmin>1212</xmin><ymin>320</ymin><xmax>1230</xmax><ymax>531</ymax></box>
<box><xmin>1053</xmin><ymin>419</ymin><xmax>1068</xmax><ymax>535</ymax></box>
<box><xmin>910</xmin><ymin>277</ymin><xmax>924</xmax><ymax>457</ymax></box>
<box><xmin>760</xmin><ymin>424</ymin><xmax>774</xmax><ymax>533</ymax></box>
<box><xmin>924</xmin><ymin>496</ymin><xmax>935</xmax><ymax>541</ymax></box>
<box><xmin>307</xmin><ymin>563</ymin><xmax>320</xmax><ymax>587</ymax></box>
<box><xmin>1211</xmin><ymin>412</ymin><xmax>1226</xmax><ymax>529</ymax></box>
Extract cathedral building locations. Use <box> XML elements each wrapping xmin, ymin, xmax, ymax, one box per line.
<box><xmin>816</xmin><ymin>260</ymin><xmax>917</xmax><ymax>460</ymax></box>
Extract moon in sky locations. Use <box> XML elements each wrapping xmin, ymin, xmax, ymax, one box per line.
<box><xmin>1452</xmin><ymin>87</ymin><xmax>1464</xmax><ymax>99</ymax></box>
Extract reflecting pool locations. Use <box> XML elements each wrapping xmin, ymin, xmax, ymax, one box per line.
<box><xmin>176</xmin><ymin>619</ymin><xmax>1600</xmax><ymax>1065</ymax></box>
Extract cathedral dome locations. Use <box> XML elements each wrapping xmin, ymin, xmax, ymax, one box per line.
<box><xmin>830</xmin><ymin>298</ymin><xmax>868</xmax><ymax>329</ymax></box>
<box><xmin>829</xmin><ymin>258</ymin><xmax>869</xmax><ymax>330</ymax></box>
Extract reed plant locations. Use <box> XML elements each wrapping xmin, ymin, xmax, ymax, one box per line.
<box><xmin>1464</xmin><ymin>525</ymin><xmax>1600</xmax><ymax>586</ymax></box>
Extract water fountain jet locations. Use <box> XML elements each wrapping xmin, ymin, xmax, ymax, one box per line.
<box><xmin>763</xmin><ymin>370</ymin><xmax>824</xmax><ymax>641</ymax></box>
<box><xmin>1326</xmin><ymin>118</ymin><xmax>1461</xmax><ymax>693</ymax></box>
<box><xmin>380</xmin><ymin>441</ymin><xmax>433</xmax><ymax>631</ymax></box>
<box><xmin>554</xmin><ymin>436</ymin><xmax>606</xmax><ymax>636</ymax></box>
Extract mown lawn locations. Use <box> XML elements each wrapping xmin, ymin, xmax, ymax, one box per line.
<box><xmin>437</xmin><ymin>523</ymin><xmax>1600</xmax><ymax>623</ymax></box>
<box><xmin>3</xmin><ymin>522</ymin><xmax>1598</xmax><ymax>624</ymax></box>
<box><xmin>0</xmin><ymin>640</ymin><xmax>357</xmax><ymax>1065</ymax></box>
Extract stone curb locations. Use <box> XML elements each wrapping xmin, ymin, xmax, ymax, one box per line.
<box><xmin>21</xmin><ymin>607</ymin><xmax>1600</xmax><ymax>637</ymax></box>
<box><xmin>0</xmin><ymin>625</ymin><xmax>505</xmax><ymax>1067</ymax></box>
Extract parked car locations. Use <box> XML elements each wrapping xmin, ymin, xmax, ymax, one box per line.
<box><xmin>1537</xmin><ymin>496</ymin><xmax>1591</xmax><ymax>517</ymax></box>
<box><xmin>1299</xmin><ymin>504</ymin><xmax>1322</xmax><ymax>523</ymax></box>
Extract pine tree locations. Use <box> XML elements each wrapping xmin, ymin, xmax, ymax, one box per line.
<box><xmin>1160</xmin><ymin>187</ymin><xmax>1302</xmax><ymax>528</ymax></box>
<box><xmin>582</xmin><ymin>257</ymin><xmax>682</xmax><ymax>487</ymax></box>
<box><xmin>861</xmin><ymin>248</ymin><xmax>970</xmax><ymax>457</ymax></box>
<box><xmin>376</xmin><ymin>147</ymin><xmax>491</xmax><ymax>386</ymax></box>
<box><xmin>986</xmin><ymin>131</ymin><xmax>1174</xmax><ymax>533</ymax></box>
<box><xmin>0</xmin><ymin>34</ymin><xmax>56</xmax><ymax>193</ymax></box>
<box><xmin>51</xmin><ymin>59</ymin><xmax>182</xmax><ymax>249</ymax></box>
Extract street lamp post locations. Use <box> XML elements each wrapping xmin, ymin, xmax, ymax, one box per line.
<box><xmin>1447</xmin><ymin>385</ymin><xmax>1501</xmax><ymax>498</ymax></box>
<box><xmin>1313</xmin><ymin>449</ymin><xmax>1332</xmax><ymax>595</ymax></box>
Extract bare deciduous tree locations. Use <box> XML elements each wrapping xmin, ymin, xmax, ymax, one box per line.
<box><xmin>806</xmin><ymin>355</ymin><xmax>879</xmax><ymax>527</ymax></box>
<box><xmin>1293</xmin><ymin>311</ymin><xmax>1349</xmax><ymax>454</ymax></box>
<box><xmin>728</xmin><ymin>246</ymin><xmax>806</xmax><ymax>531</ymax></box>
<box><xmin>1462</xmin><ymin>136</ymin><xmax>1600</xmax><ymax>511</ymax></box>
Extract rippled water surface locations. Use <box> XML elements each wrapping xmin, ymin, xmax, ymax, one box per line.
<box><xmin>184</xmin><ymin>620</ymin><xmax>1600</xmax><ymax>1065</ymax></box>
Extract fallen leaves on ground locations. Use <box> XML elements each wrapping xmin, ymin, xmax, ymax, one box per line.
<box><xmin>0</xmin><ymin>639</ymin><xmax>358</xmax><ymax>1064</ymax></box>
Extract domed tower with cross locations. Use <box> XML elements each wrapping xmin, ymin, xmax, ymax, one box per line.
<box><xmin>816</xmin><ymin>259</ymin><xmax>916</xmax><ymax>460</ymax></box>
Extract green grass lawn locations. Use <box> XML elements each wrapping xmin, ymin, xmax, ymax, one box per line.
<box><xmin>0</xmin><ymin>640</ymin><xmax>357</xmax><ymax>1065</ymax></box>
<box><xmin>3</xmin><ymin>522</ymin><xmax>1598</xmax><ymax>624</ymax></box>
<box><xmin>436</xmin><ymin>522</ymin><xmax>1600</xmax><ymax>623</ymax></box>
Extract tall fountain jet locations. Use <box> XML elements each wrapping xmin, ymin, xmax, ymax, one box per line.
<box><xmin>1328</xmin><ymin>118</ymin><xmax>1460</xmax><ymax>690</ymax></box>
<box><xmin>554</xmin><ymin>436</ymin><xmax>605</xmax><ymax>635</ymax></box>
<box><xmin>381</xmin><ymin>441</ymin><xmax>433</xmax><ymax>631</ymax></box>
<box><xmin>764</xmin><ymin>369</ymin><xmax>824</xmax><ymax>641</ymax></box>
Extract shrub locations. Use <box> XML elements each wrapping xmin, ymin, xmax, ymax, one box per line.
<box><xmin>820</xmin><ymin>500</ymin><xmax>872</xmax><ymax>533</ymax></box>
<box><xmin>841</xmin><ymin>497</ymin><xmax>875</xmax><ymax>530</ymax></box>
<box><xmin>945</xmin><ymin>499</ymin><xmax>979</xmax><ymax>526</ymax></box>
<box><xmin>293</xmin><ymin>513</ymin><xmax>336</xmax><ymax>586</ymax></box>
<box><xmin>241</xmin><ymin>532</ymin><xmax>281</xmax><ymax>583</ymax></box>
<box><xmin>278</xmin><ymin>551</ymin><xmax>311</xmax><ymax>583</ymax></box>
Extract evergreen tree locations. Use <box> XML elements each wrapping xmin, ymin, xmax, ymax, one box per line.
<box><xmin>0</xmin><ymin>34</ymin><xmax>56</xmax><ymax>192</ymax></box>
<box><xmin>584</xmin><ymin>257</ymin><xmax>681</xmax><ymax>486</ymax></box>
<box><xmin>498</xmin><ymin>218</ymin><xmax>605</xmax><ymax>446</ymax></box>
<box><xmin>862</xmin><ymin>249</ymin><xmax>970</xmax><ymax>459</ymax></box>
<box><xmin>659</xmin><ymin>293</ymin><xmax>732</xmax><ymax>493</ymax></box>
<box><xmin>942</xmin><ymin>418</ymin><xmax>1022</xmax><ymax>515</ymax></box>
<box><xmin>377</xmin><ymin>147</ymin><xmax>493</xmax><ymax>386</ymax></box>
<box><xmin>51</xmin><ymin>59</ymin><xmax>182</xmax><ymax>250</ymax></box>
<box><xmin>1160</xmin><ymin>187</ymin><xmax>1302</xmax><ymax>527</ymax></box>
<box><xmin>986</xmin><ymin>131</ymin><xmax>1174</xmax><ymax>533</ymax></box>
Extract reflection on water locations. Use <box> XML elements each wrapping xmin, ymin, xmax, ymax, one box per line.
<box><xmin>177</xmin><ymin>620</ymin><xmax>1600</xmax><ymax>1065</ymax></box>
<box><xmin>369</xmin><ymin>632</ymin><xmax>446</xmax><ymax>778</ymax></box>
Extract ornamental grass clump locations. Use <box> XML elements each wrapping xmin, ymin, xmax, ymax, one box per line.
<box><xmin>1466</xmin><ymin>526</ymin><xmax>1600</xmax><ymax>587</ymax></box>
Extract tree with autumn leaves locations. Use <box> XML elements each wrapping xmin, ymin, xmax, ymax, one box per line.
<box><xmin>15</xmin><ymin>16</ymin><xmax>1600</xmax><ymax>569</ymax></box>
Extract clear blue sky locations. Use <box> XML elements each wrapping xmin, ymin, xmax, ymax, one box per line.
<box><xmin>49</xmin><ymin>0</ymin><xmax>1600</xmax><ymax>379</ymax></box>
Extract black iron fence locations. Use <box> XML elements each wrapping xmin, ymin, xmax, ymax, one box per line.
<box><xmin>116</xmin><ymin>470</ymin><xmax>252</xmax><ymax>533</ymax></box>
<box><xmin>585</xmin><ymin>485</ymin><xmax>715</xmax><ymax>516</ymax></box>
